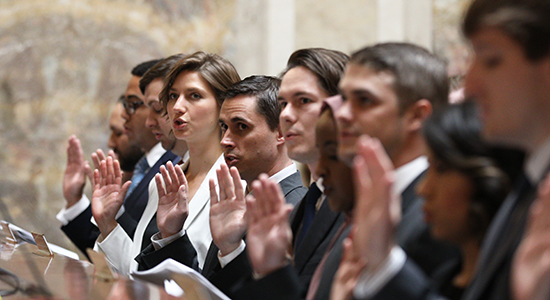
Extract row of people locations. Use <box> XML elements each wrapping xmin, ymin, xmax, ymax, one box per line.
<box><xmin>57</xmin><ymin>0</ymin><xmax>550</xmax><ymax>298</ymax></box>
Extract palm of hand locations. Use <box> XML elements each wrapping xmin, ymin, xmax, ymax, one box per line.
<box><xmin>247</xmin><ymin>211</ymin><xmax>292</xmax><ymax>276</ymax></box>
<box><xmin>210</xmin><ymin>199</ymin><xmax>247</xmax><ymax>247</ymax></box>
<box><xmin>63</xmin><ymin>160</ymin><xmax>87</xmax><ymax>203</ymax></box>
<box><xmin>157</xmin><ymin>187</ymin><xmax>189</xmax><ymax>237</ymax></box>
<box><xmin>91</xmin><ymin>183</ymin><xmax>124</xmax><ymax>223</ymax></box>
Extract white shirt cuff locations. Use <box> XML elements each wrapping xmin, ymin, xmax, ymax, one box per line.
<box><xmin>56</xmin><ymin>195</ymin><xmax>90</xmax><ymax>225</ymax></box>
<box><xmin>151</xmin><ymin>228</ymin><xmax>186</xmax><ymax>250</ymax></box>
<box><xmin>218</xmin><ymin>240</ymin><xmax>246</xmax><ymax>268</ymax></box>
<box><xmin>353</xmin><ymin>246</ymin><xmax>407</xmax><ymax>299</ymax></box>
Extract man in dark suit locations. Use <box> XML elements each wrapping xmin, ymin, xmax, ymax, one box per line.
<box><xmin>134</xmin><ymin>75</ymin><xmax>308</xmax><ymax>274</ymax></box>
<box><xmin>211</xmin><ymin>49</ymin><xmax>349</xmax><ymax>299</ymax></box>
<box><xmin>57</xmin><ymin>59</ymin><xmax>179</xmax><ymax>255</ymax></box>
<box><xmin>350</xmin><ymin>1</ymin><xmax>550</xmax><ymax>299</ymax></box>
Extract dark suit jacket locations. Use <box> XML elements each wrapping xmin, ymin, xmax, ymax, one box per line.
<box><xmin>61</xmin><ymin>150</ymin><xmax>178</xmax><ymax>255</ymax></box>
<box><xmin>134</xmin><ymin>170</ymin><xmax>308</xmax><ymax>276</ymax></box>
<box><xmin>364</xmin><ymin>172</ymin><xmax>537</xmax><ymax>300</ymax></box>
<box><xmin>237</xmin><ymin>172</ymin><xmax>459</xmax><ymax>300</ymax></box>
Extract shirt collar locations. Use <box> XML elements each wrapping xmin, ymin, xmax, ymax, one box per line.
<box><xmin>145</xmin><ymin>142</ymin><xmax>166</xmax><ymax>167</ymax></box>
<box><xmin>268</xmin><ymin>162</ymin><xmax>298</xmax><ymax>184</ymax></box>
<box><xmin>392</xmin><ymin>156</ymin><xmax>428</xmax><ymax>196</ymax></box>
<box><xmin>526</xmin><ymin>136</ymin><xmax>550</xmax><ymax>184</ymax></box>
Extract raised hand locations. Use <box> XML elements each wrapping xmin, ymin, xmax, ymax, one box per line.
<box><xmin>330</xmin><ymin>236</ymin><xmax>367</xmax><ymax>300</ymax></box>
<box><xmin>351</xmin><ymin>136</ymin><xmax>399</xmax><ymax>271</ymax></box>
<box><xmin>209</xmin><ymin>163</ymin><xmax>247</xmax><ymax>256</ymax></box>
<box><xmin>245</xmin><ymin>174</ymin><xmax>294</xmax><ymax>277</ymax></box>
<box><xmin>512</xmin><ymin>174</ymin><xmax>550</xmax><ymax>300</ymax></box>
<box><xmin>91</xmin><ymin>156</ymin><xmax>131</xmax><ymax>236</ymax></box>
<box><xmin>156</xmin><ymin>161</ymin><xmax>190</xmax><ymax>239</ymax></box>
<box><xmin>63</xmin><ymin>135</ymin><xmax>91</xmax><ymax>208</ymax></box>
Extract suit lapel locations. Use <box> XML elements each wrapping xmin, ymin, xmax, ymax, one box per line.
<box><xmin>293</xmin><ymin>199</ymin><xmax>341</xmax><ymax>273</ymax></box>
<box><xmin>464</xmin><ymin>173</ymin><xmax>536</xmax><ymax>300</ymax></box>
<box><xmin>279</xmin><ymin>171</ymin><xmax>303</xmax><ymax>197</ymax></box>
<box><xmin>124</xmin><ymin>151</ymin><xmax>178</xmax><ymax>220</ymax></box>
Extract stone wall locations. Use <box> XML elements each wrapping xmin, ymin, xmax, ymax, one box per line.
<box><xmin>0</xmin><ymin>0</ymin><xmax>470</xmax><ymax>256</ymax></box>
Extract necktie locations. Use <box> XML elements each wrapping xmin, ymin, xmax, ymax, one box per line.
<box><xmin>295</xmin><ymin>182</ymin><xmax>322</xmax><ymax>250</ymax></box>
<box><xmin>125</xmin><ymin>157</ymin><xmax>150</xmax><ymax>200</ymax></box>
<box><xmin>306</xmin><ymin>219</ymin><xmax>351</xmax><ymax>300</ymax></box>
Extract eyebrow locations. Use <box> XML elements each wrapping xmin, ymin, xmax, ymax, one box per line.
<box><xmin>126</xmin><ymin>95</ymin><xmax>143</xmax><ymax>102</ymax></box>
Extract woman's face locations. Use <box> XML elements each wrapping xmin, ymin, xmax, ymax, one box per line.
<box><xmin>315</xmin><ymin>109</ymin><xmax>354</xmax><ymax>213</ymax></box>
<box><xmin>166</xmin><ymin>71</ymin><xmax>221</xmax><ymax>143</ymax></box>
<box><xmin>417</xmin><ymin>150</ymin><xmax>475</xmax><ymax>244</ymax></box>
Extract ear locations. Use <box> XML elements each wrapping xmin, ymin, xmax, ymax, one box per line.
<box><xmin>404</xmin><ymin>99</ymin><xmax>432</xmax><ymax>133</ymax></box>
<box><xmin>275</xmin><ymin>125</ymin><xmax>285</xmax><ymax>146</ymax></box>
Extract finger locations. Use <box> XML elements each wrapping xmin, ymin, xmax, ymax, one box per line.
<box><xmin>93</xmin><ymin>169</ymin><xmax>100</xmax><ymax>192</ymax></box>
<box><xmin>245</xmin><ymin>194</ymin><xmax>259</xmax><ymax>224</ymax></box>
<box><xmin>230</xmin><ymin>166</ymin><xmax>245</xmax><ymax>202</ymax></box>
<box><xmin>155</xmin><ymin>173</ymin><xmax>166</xmax><ymax>198</ymax></box>
<box><xmin>84</xmin><ymin>161</ymin><xmax>94</xmax><ymax>186</ymax></box>
<box><xmin>96</xmin><ymin>149</ymin><xmax>107</xmax><ymax>163</ymax></box>
<box><xmin>119</xmin><ymin>180</ymin><xmax>131</xmax><ymax>202</ymax></box>
<box><xmin>209</xmin><ymin>178</ymin><xmax>219</xmax><ymax>206</ymax></box>
<box><xmin>107</xmin><ymin>149</ymin><xmax>116</xmax><ymax>159</ymax></box>
<box><xmin>177</xmin><ymin>184</ymin><xmax>189</xmax><ymax>210</ymax></box>
<box><xmin>174</xmin><ymin>164</ymin><xmax>187</xmax><ymax>191</ymax></box>
<box><xmin>106</xmin><ymin>157</ymin><xmax>115</xmax><ymax>185</ymax></box>
<box><xmin>159</xmin><ymin>165</ymin><xmax>172</xmax><ymax>194</ymax></box>
<box><xmin>166</xmin><ymin>161</ymin><xmax>179</xmax><ymax>194</ymax></box>
<box><xmin>100</xmin><ymin>160</ymin><xmax>108</xmax><ymax>187</ymax></box>
<box><xmin>256</xmin><ymin>174</ymin><xmax>271</xmax><ymax>216</ymax></box>
<box><xmin>352</xmin><ymin>148</ymin><xmax>373</xmax><ymax>224</ymax></box>
<box><xmin>113</xmin><ymin>158</ymin><xmax>122</xmax><ymax>186</ymax></box>
<box><xmin>249</xmin><ymin>180</ymin><xmax>264</xmax><ymax>217</ymax></box>
<box><xmin>91</xmin><ymin>152</ymin><xmax>101</xmax><ymax>170</ymax></box>
<box><xmin>220</xmin><ymin>164</ymin><xmax>236</xmax><ymax>200</ymax></box>
<box><xmin>267</xmin><ymin>178</ymin><xmax>285</xmax><ymax>214</ymax></box>
<box><xmin>216</xmin><ymin>168</ymin><xmax>227</xmax><ymax>201</ymax></box>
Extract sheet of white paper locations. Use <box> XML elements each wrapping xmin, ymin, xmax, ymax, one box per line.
<box><xmin>132</xmin><ymin>258</ymin><xmax>231</xmax><ymax>300</ymax></box>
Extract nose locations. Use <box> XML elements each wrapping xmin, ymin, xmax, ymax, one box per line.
<box><xmin>108</xmin><ymin>133</ymin><xmax>116</xmax><ymax>149</ymax></box>
<box><xmin>335</xmin><ymin>100</ymin><xmax>353</xmax><ymax>126</ymax></box>
<box><xmin>279</xmin><ymin>103</ymin><xmax>297</xmax><ymax>126</ymax></box>
<box><xmin>315</xmin><ymin>155</ymin><xmax>329</xmax><ymax>180</ymax></box>
<box><xmin>171</xmin><ymin>94</ymin><xmax>186</xmax><ymax>115</ymax></box>
<box><xmin>145</xmin><ymin>109</ymin><xmax>158</xmax><ymax>129</ymax></box>
<box><xmin>220</xmin><ymin>129</ymin><xmax>235</xmax><ymax>149</ymax></box>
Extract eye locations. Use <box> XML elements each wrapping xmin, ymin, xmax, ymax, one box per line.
<box><xmin>168</xmin><ymin>93</ymin><xmax>179</xmax><ymax>101</ymax></box>
<box><xmin>329</xmin><ymin>155</ymin><xmax>339</xmax><ymax>161</ymax></box>
<box><xmin>190</xmin><ymin>92</ymin><xmax>201</xmax><ymax>100</ymax></box>
<box><xmin>238</xmin><ymin>123</ymin><xmax>248</xmax><ymax>131</ymax></box>
<box><xmin>219</xmin><ymin>122</ymin><xmax>228</xmax><ymax>132</ymax></box>
<box><xmin>299</xmin><ymin>97</ymin><xmax>312</xmax><ymax>105</ymax></box>
<box><xmin>483</xmin><ymin>55</ymin><xmax>502</xmax><ymax>69</ymax></box>
<box><xmin>279</xmin><ymin>100</ymin><xmax>288</xmax><ymax>108</ymax></box>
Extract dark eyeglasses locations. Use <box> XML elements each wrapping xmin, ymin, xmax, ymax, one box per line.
<box><xmin>121</xmin><ymin>98</ymin><xmax>145</xmax><ymax>115</ymax></box>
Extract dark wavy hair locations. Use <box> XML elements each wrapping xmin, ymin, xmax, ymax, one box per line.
<box><xmin>423</xmin><ymin>102</ymin><xmax>524</xmax><ymax>236</ymax></box>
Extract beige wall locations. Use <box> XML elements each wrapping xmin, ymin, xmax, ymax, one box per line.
<box><xmin>0</xmin><ymin>0</ymin><xmax>469</xmax><ymax>255</ymax></box>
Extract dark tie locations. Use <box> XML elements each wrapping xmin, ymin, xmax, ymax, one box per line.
<box><xmin>295</xmin><ymin>182</ymin><xmax>322</xmax><ymax>250</ymax></box>
<box><xmin>125</xmin><ymin>157</ymin><xmax>149</xmax><ymax>200</ymax></box>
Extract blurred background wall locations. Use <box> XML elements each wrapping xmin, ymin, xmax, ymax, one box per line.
<box><xmin>0</xmin><ymin>0</ymin><xmax>469</xmax><ymax>256</ymax></box>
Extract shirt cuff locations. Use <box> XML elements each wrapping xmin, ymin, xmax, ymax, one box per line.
<box><xmin>151</xmin><ymin>228</ymin><xmax>186</xmax><ymax>250</ymax></box>
<box><xmin>353</xmin><ymin>246</ymin><xmax>406</xmax><ymax>299</ymax></box>
<box><xmin>56</xmin><ymin>195</ymin><xmax>90</xmax><ymax>225</ymax></box>
<box><xmin>218</xmin><ymin>240</ymin><xmax>246</xmax><ymax>268</ymax></box>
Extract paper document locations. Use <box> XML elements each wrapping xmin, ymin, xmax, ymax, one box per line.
<box><xmin>132</xmin><ymin>258</ymin><xmax>231</xmax><ymax>300</ymax></box>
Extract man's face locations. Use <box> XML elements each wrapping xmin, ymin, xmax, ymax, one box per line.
<box><xmin>465</xmin><ymin>28</ymin><xmax>550</xmax><ymax>149</ymax></box>
<box><xmin>121</xmin><ymin>75</ymin><xmax>157</xmax><ymax>151</ymax></box>
<box><xmin>336</xmin><ymin>63</ymin><xmax>405</xmax><ymax>165</ymax></box>
<box><xmin>278</xmin><ymin>66</ymin><xmax>328</xmax><ymax>165</ymax></box>
<box><xmin>108</xmin><ymin>103</ymin><xmax>144</xmax><ymax>172</ymax></box>
<box><xmin>144</xmin><ymin>78</ymin><xmax>177</xmax><ymax>151</ymax></box>
<box><xmin>219</xmin><ymin>95</ymin><xmax>282</xmax><ymax>183</ymax></box>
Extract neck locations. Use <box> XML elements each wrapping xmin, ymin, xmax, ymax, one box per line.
<box><xmin>186</xmin><ymin>134</ymin><xmax>222</xmax><ymax>178</ymax></box>
<box><xmin>453</xmin><ymin>237</ymin><xmax>481</xmax><ymax>288</ymax></box>
<box><xmin>391</xmin><ymin>134</ymin><xmax>426</xmax><ymax>169</ymax></box>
